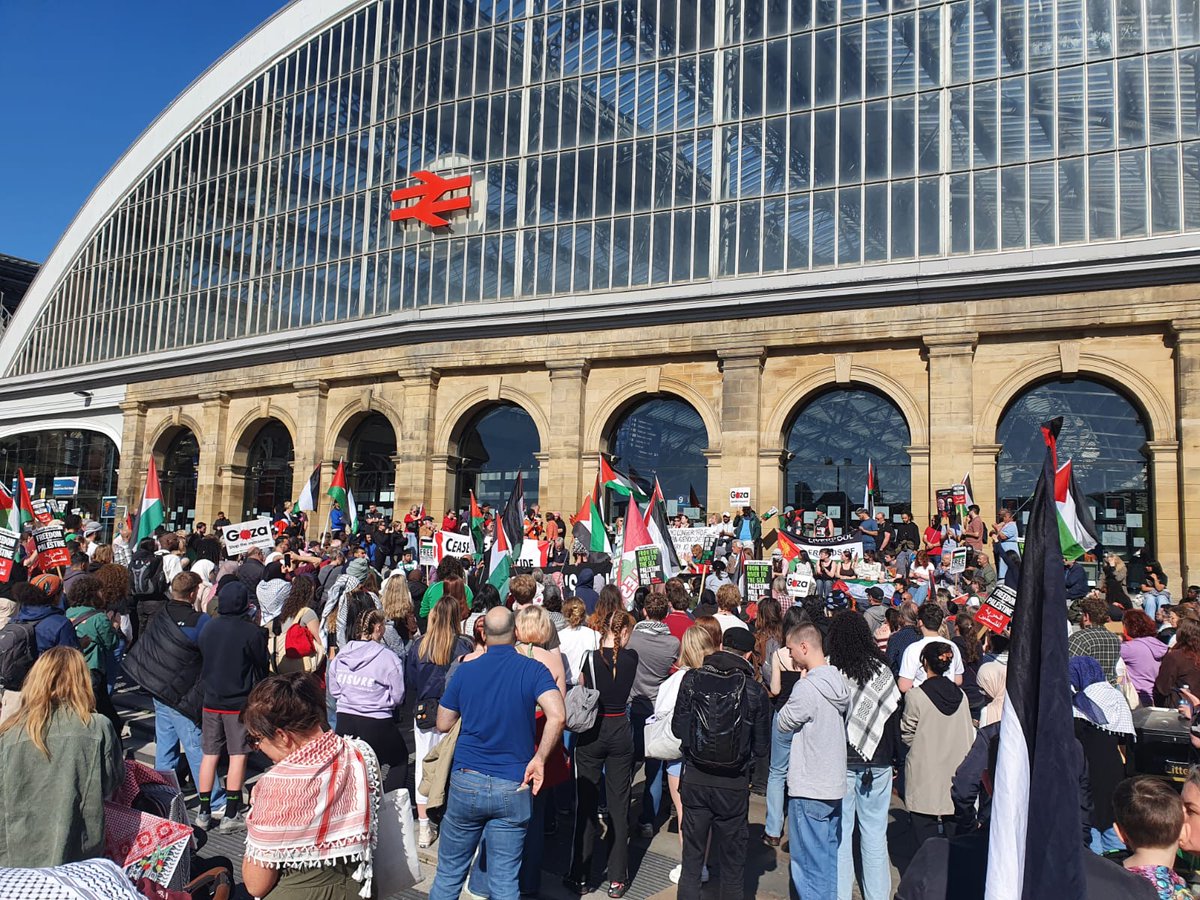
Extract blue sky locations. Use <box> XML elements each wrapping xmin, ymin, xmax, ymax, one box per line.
<box><xmin>0</xmin><ymin>0</ymin><xmax>288</xmax><ymax>263</ymax></box>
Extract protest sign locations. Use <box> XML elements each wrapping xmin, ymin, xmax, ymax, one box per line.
<box><xmin>30</xmin><ymin>498</ymin><xmax>56</xmax><ymax>525</ymax></box>
<box><xmin>419</xmin><ymin>539</ymin><xmax>437</xmax><ymax>567</ymax></box>
<box><xmin>669</xmin><ymin>527</ymin><xmax>716</xmax><ymax>562</ymax></box>
<box><xmin>636</xmin><ymin>545</ymin><xmax>664</xmax><ymax>585</ymax></box>
<box><xmin>220</xmin><ymin>518</ymin><xmax>275</xmax><ymax>555</ymax></box>
<box><xmin>33</xmin><ymin>522</ymin><xmax>71</xmax><ymax>569</ymax></box>
<box><xmin>100</xmin><ymin>497</ymin><xmax>118</xmax><ymax>519</ymax></box>
<box><xmin>976</xmin><ymin>583</ymin><xmax>1017</xmax><ymax>634</ymax></box>
<box><xmin>786</xmin><ymin>572</ymin><xmax>814</xmax><ymax>597</ymax></box>
<box><xmin>745</xmin><ymin>561</ymin><xmax>773</xmax><ymax>603</ymax></box>
<box><xmin>949</xmin><ymin>546</ymin><xmax>968</xmax><ymax>574</ymax></box>
<box><xmin>0</xmin><ymin>527</ymin><xmax>17</xmax><ymax>582</ymax></box>
<box><xmin>434</xmin><ymin>529</ymin><xmax>474</xmax><ymax>563</ymax></box>
<box><xmin>729</xmin><ymin>487</ymin><xmax>751</xmax><ymax>506</ymax></box>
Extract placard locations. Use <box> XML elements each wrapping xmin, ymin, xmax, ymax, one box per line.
<box><xmin>220</xmin><ymin>518</ymin><xmax>275</xmax><ymax>555</ymax></box>
<box><xmin>669</xmin><ymin>527</ymin><xmax>717</xmax><ymax>562</ymax></box>
<box><xmin>52</xmin><ymin>476</ymin><xmax>79</xmax><ymax>497</ymax></box>
<box><xmin>0</xmin><ymin>527</ymin><xmax>18</xmax><ymax>582</ymax></box>
<box><xmin>419</xmin><ymin>538</ymin><xmax>437</xmax><ymax>567</ymax></box>
<box><xmin>636</xmin><ymin>545</ymin><xmax>664</xmax><ymax>585</ymax></box>
<box><xmin>949</xmin><ymin>546</ymin><xmax>968</xmax><ymax>574</ymax></box>
<box><xmin>99</xmin><ymin>497</ymin><xmax>117</xmax><ymax>521</ymax></box>
<box><xmin>434</xmin><ymin>529</ymin><xmax>474</xmax><ymax>563</ymax></box>
<box><xmin>786</xmin><ymin>572</ymin><xmax>813</xmax><ymax>597</ymax></box>
<box><xmin>30</xmin><ymin>498</ymin><xmax>56</xmax><ymax>525</ymax></box>
<box><xmin>745</xmin><ymin>561</ymin><xmax>773</xmax><ymax>603</ymax></box>
<box><xmin>729</xmin><ymin>487</ymin><xmax>752</xmax><ymax>506</ymax></box>
<box><xmin>33</xmin><ymin>522</ymin><xmax>71</xmax><ymax>569</ymax></box>
<box><xmin>976</xmin><ymin>583</ymin><xmax>1017</xmax><ymax>634</ymax></box>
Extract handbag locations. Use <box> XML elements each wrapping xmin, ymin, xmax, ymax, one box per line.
<box><xmin>565</xmin><ymin>651</ymin><xmax>600</xmax><ymax>733</ymax></box>
<box><xmin>1115</xmin><ymin>659</ymin><xmax>1141</xmax><ymax>710</ymax></box>
<box><xmin>414</xmin><ymin>699</ymin><xmax>439</xmax><ymax>730</ymax></box>
<box><xmin>643</xmin><ymin>710</ymin><xmax>682</xmax><ymax>761</ymax></box>
<box><xmin>373</xmin><ymin>788</ymin><xmax>423</xmax><ymax>898</ymax></box>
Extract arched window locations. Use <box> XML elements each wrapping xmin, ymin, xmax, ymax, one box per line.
<box><xmin>454</xmin><ymin>403</ymin><xmax>540</xmax><ymax>512</ymax></box>
<box><xmin>242</xmin><ymin>420</ymin><xmax>293</xmax><ymax>519</ymax></box>
<box><xmin>0</xmin><ymin>429</ymin><xmax>119</xmax><ymax>532</ymax></box>
<box><xmin>606</xmin><ymin>396</ymin><xmax>708</xmax><ymax>516</ymax></box>
<box><xmin>784</xmin><ymin>389</ymin><xmax>911</xmax><ymax>535</ymax></box>
<box><xmin>347</xmin><ymin>414</ymin><xmax>397</xmax><ymax>518</ymax></box>
<box><xmin>160</xmin><ymin>429</ymin><xmax>199</xmax><ymax>531</ymax></box>
<box><xmin>996</xmin><ymin>378</ymin><xmax>1150</xmax><ymax>560</ymax></box>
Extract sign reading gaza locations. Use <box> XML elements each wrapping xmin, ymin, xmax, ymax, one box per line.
<box><xmin>221</xmin><ymin>519</ymin><xmax>275</xmax><ymax>555</ymax></box>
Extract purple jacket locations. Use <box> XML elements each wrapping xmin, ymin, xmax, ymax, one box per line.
<box><xmin>328</xmin><ymin>640</ymin><xmax>405</xmax><ymax>719</ymax></box>
<box><xmin>1120</xmin><ymin>635</ymin><xmax>1168</xmax><ymax>700</ymax></box>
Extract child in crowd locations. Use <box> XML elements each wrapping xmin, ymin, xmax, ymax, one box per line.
<box><xmin>1112</xmin><ymin>775</ymin><xmax>1191</xmax><ymax>899</ymax></box>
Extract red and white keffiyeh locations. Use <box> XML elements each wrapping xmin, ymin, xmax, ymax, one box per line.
<box><xmin>245</xmin><ymin>730</ymin><xmax>381</xmax><ymax>895</ymax></box>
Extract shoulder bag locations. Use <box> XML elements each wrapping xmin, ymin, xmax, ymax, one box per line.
<box><xmin>565</xmin><ymin>651</ymin><xmax>600</xmax><ymax>733</ymax></box>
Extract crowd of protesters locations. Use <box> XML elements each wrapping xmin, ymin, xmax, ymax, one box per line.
<box><xmin>0</xmin><ymin>498</ymin><xmax>1193</xmax><ymax>900</ymax></box>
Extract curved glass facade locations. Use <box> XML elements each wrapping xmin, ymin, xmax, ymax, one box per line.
<box><xmin>12</xmin><ymin>0</ymin><xmax>1200</xmax><ymax>375</ymax></box>
<box><xmin>607</xmin><ymin>396</ymin><xmax>709</xmax><ymax>513</ymax></box>
<box><xmin>454</xmin><ymin>402</ymin><xmax>541</xmax><ymax>510</ymax></box>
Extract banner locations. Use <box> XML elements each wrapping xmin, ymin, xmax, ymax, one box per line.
<box><xmin>419</xmin><ymin>538</ymin><xmax>437</xmax><ymax>568</ymax></box>
<box><xmin>0</xmin><ymin>527</ymin><xmax>17</xmax><ymax>582</ymax></box>
<box><xmin>30</xmin><ymin>498</ymin><xmax>56</xmax><ymax>525</ymax></box>
<box><xmin>518</xmin><ymin>539</ymin><xmax>550</xmax><ymax>568</ymax></box>
<box><xmin>729</xmin><ymin>487</ymin><xmax>751</xmax><ymax>506</ymax></box>
<box><xmin>977</xmin><ymin>583</ymin><xmax>1018</xmax><ymax>634</ymax></box>
<box><xmin>52</xmin><ymin>476</ymin><xmax>80</xmax><ymax>497</ymax></box>
<box><xmin>745</xmin><ymin>560</ymin><xmax>773</xmax><ymax>603</ymax></box>
<box><xmin>669</xmin><ymin>526</ymin><xmax>717</xmax><ymax>563</ymax></box>
<box><xmin>33</xmin><ymin>522</ymin><xmax>71</xmax><ymax>569</ymax></box>
<box><xmin>220</xmin><ymin>518</ymin><xmax>275</xmax><ymax>555</ymax></box>
<box><xmin>434</xmin><ymin>529</ymin><xmax>474</xmax><ymax>563</ymax></box>
<box><xmin>949</xmin><ymin>546</ymin><xmax>968</xmax><ymax>574</ymax></box>
<box><xmin>635</xmin><ymin>545</ymin><xmax>664</xmax><ymax>585</ymax></box>
<box><xmin>781</xmin><ymin>530</ymin><xmax>864</xmax><ymax>562</ymax></box>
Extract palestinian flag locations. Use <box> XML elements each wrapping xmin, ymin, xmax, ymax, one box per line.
<box><xmin>956</xmin><ymin>473</ymin><xmax>975</xmax><ymax>523</ymax></box>
<box><xmin>572</xmin><ymin>493</ymin><xmax>612</xmax><ymax>555</ymax></box>
<box><xmin>519</xmin><ymin>539</ymin><xmax>551</xmax><ymax>567</ymax></box>
<box><xmin>986</xmin><ymin>417</ymin><xmax>1086</xmax><ymax>899</ymax></box>
<box><xmin>296</xmin><ymin>463</ymin><xmax>321</xmax><ymax>513</ymax></box>
<box><xmin>862</xmin><ymin>459</ymin><xmax>875</xmax><ymax>517</ymax></box>
<box><xmin>645</xmin><ymin>478</ymin><xmax>680</xmax><ymax>577</ymax></box>
<box><xmin>469</xmin><ymin>490</ymin><xmax>486</xmax><ymax>558</ymax></box>
<box><xmin>14</xmin><ymin>470</ymin><xmax>36</xmax><ymax>531</ymax></box>
<box><xmin>689</xmin><ymin>484</ymin><xmax>701</xmax><ymax>511</ymax></box>
<box><xmin>327</xmin><ymin>460</ymin><xmax>357</xmax><ymax>533</ymax></box>
<box><xmin>1055</xmin><ymin>460</ymin><xmax>1100</xmax><ymax>560</ymax></box>
<box><xmin>135</xmin><ymin>458</ymin><xmax>165</xmax><ymax>543</ymax></box>
<box><xmin>601</xmin><ymin>455</ymin><xmax>649</xmax><ymax>501</ymax></box>
<box><xmin>487</xmin><ymin>518</ymin><xmax>512</xmax><ymax>603</ymax></box>
<box><xmin>775</xmin><ymin>529</ymin><xmax>802</xmax><ymax>563</ymax></box>
<box><xmin>0</xmin><ymin>481</ymin><xmax>14</xmax><ymax>532</ymax></box>
<box><xmin>499</xmin><ymin>473</ymin><xmax>525</xmax><ymax>555</ymax></box>
<box><xmin>617</xmin><ymin>495</ymin><xmax>655</xmax><ymax>606</ymax></box>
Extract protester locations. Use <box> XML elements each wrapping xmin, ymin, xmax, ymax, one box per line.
<box><xmin>196</xmin><ymin>581</ymin><xmax>269</xmax><ymax>832</ymax></box>
<box><xmin>129</xmin><ymin>538</ymin><xmax>170</xmax><ymax>639</ymax></box>
<box><xmin>0</xmin><ymin>647</ymin><xmax>122</xmax><ymax>867</ymax></box>
<box><xmin>1120</xmin><ymin>609</ymin><xmax>1167</xmax><ymax>706</ymax></box>
<box><xmin>900</xmin><ymin>642</ymin><xmax>975</xmax><ymax>846</ymax></box>
<box><xmin>1071</xmin><ymin>655</ymin><xmax>1136</xmax><ymax>854</ymax></box>
<box><xmin>714</xmin><ymin>584</ymin><xmax>748</xmax><ymax>633</ymax></box>
<box><xmin>764</xmin><ymin>604</ymin><xmax>805</xmax><ymax>848</ymax></box>
<box><xmin>2</xmin><ymin>579</ymin><xmax>79</xmax><ymax>723</ymax></box>
<box><xmin>664</xmin><ymin>578</ymin><xmax>694</xmax><ymax>639</ymax></box>
<box><xmin>269</xmin><ymin>574</ymin><xmax>324</xmax><ymax>674</ymax></box>
<box><xmin>1068</xmin><ymin>597</ymin><xmax>1123</xmax><ymax>686</ymax></box>
<box><xmin>627</xmin><ymin>593</ymin><xmax>681</xmax><ymax>838</ymax></box>
<box><xmin>671</xmin><ymin>625</ymin><xmax>769</xmax><ymax>900</ymax></box>
<box><xmin>241</xmin><ymin>672</ymin><xmax>382</xmax><ymax>899</ymax></box>
<box><xmin>407</xmin><ymin>594</ymin><xmax>473</xmax><ymax>848</ymax></box>
<box><xmin>559</xmin><ymin>597</ymin><xmax>600</xmax><ymax>686</ymax></box>
<box><xmin>1153</xmin><ymin>617</ymin><xmax>1200</xmax><ymax>706</ymax></box>
<box><xmin>897</xmin><ymin>603</ymin><xmax>964</xmax><ymax>691</ymax></box>
<box><xmin>63</xmin><ymin>574</ymin><xmax>121</xmax><ymax>732</ymax></box>
<box><xmin>429</xmin><ymin>607</ymin><xmax>565</xmax><ymax>900</ymax></box>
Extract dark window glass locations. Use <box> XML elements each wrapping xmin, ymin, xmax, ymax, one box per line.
<box><xmin>607</xmin><ymin>397</ymin><xmax>709</xmax><ymax>515</ymax></box>
<box><xmin>455</xmin><ymin>403</ymin><xmax>541</xmax><ymax>510</ymax></box>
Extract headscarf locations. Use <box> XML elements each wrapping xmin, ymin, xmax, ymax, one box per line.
<box><xmin>1069</xmin><ymin>655</ymin><xmax>1135</xmax><ymax>736</ymax></box>
<box><xmin>977</xmin><ymin>661</ymin><xmax>1007</xmax><ymax>727</ymax></box>
<box><xmin>191</xmin><ymin>559</ymin><xmax>215</xmax><ymax>586</ymax></box>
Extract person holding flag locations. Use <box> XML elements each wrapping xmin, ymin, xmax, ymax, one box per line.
<box><xmin>327</xmin><ymin>460</ymin><xmax>357</xmax><ymax>537</ymax></box>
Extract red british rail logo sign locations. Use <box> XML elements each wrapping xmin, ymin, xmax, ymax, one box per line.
<box><xmin>391</xmin><ymin>170</ymin><xmax>472</xmax><ymax>228</ymax></box>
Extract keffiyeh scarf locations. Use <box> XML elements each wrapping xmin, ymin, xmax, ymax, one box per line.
<box><xmin>0</xmin><ymin>859</ymin><xmax>141</xmax><ymax>899</ymax></box>
<box><xmin>839</xmin><ymin>662</ymin><xmax>901</xmax><ymax>761</ymax></box>
<box><xmin>1070</xmin><ymin>655</ymin><xmax>1135</xmax><ymax>736</ymax></box>
<box><xmin>245</xmin><ymin>730</ymin><xmax>382</xmax><ymax>897</ymax></box>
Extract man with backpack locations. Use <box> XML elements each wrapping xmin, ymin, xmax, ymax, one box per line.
<box><xmin>123</xmin><ymin>571</ymin><xmax>225</xmax><ymax>821</ymax></box>
<box><xmin>670</xmin><ymin>626</ymin><xmax>769</xmax><ymax>900</ymax></box>
<box><xmin>0</xmin><ymin>578</ymin><xmax>79</xmax><ymax>723</ymax></box>
<box><xmin>129</xmin><ymin>538</ymin><xmax>169</xmax><ymax>642</ymax></box>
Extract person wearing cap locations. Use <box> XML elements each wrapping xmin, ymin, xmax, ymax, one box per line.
<box><xmin>863</xmin><ymin>586</ymin><xmax>890</xmax><ymax>634</ymax></box>
<box><xmin>196</xmin><ymin>581</ymin><xmax>269</xmax><ymax>833</ymax></box>
<box><xmin>705</xmin><ymin>559</ymin><xmax>733</xmax><ymax>596</ymax></box>
<box><xmin>80</xmin><ymin>521</ymin><xmax>103</xmax><ymax>559</ymax></box>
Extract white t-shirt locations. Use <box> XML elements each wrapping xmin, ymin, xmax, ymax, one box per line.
<box><xmin>558</xmin><ymin>625</ymin><xmax>600</xmax><ymax>686</ymax></box>
<box><xmin>899</xmin><ymin>636</ymin><xmax>964</xmax><ymax>688</ymax></box>
<box><xmin>714</xmin><ymin>612</ymin><xmax>749</xmax><ymax>634</ymax></box>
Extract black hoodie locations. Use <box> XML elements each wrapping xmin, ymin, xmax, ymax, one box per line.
<box><xmin>920</xmin><ymin>675</ymin><xmax>967</xmax><ymax>716</ymax></box>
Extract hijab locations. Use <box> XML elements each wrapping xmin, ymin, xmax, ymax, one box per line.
<box><xmin>191</xmin><ymin>559</ymin><xmax>215</xmax><ymax>585</ymax></box>
<box><xmin>1069</xmin><ymin>655</ymin><xmax>1134</xmax><ymax>736</ymax></box>
<box><xmin>977</xmin><ymin>661</ymin><xmax>1007</xmax><ymax>726</ymax></box>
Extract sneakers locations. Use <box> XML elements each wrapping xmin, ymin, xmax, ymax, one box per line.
<box><xmin>418</xmin><ymin>819</ymin><xmax>437</xmax><ymax>849</ymax></box>
<box><xmin>216</xmin><ymin>812</ymin><xmax>247</xmax><ymax>834</ymax></box>
<box><xmin>668</xmin><ymin>864</ymin><xmax>710</xmax><ymax>884</ymax></box>
<box><xmin>608</xmin><ymin>881</ymin><xmax>629</xmax><ymax>898</ymax></box>
<box><xmin>193</xmin><ymin>811</ymin><xmax>213</xmax><ymax>830</ymax></box>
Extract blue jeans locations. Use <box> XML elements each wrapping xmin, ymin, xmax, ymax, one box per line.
<box><xmin>765</xmin><ymin>711</ymin><xmax>793</xmax><ymax>838</ymax></box>
<box><xmin>630</xmin><ymin>699</ymin><xmax>664</xmax><ymax>825</ymax></box>
<box><xmin>1142</xmin><ymin>591</ymin><xmax>1170</xmax><ymax>622</ymax></box>
<box><xmin>838</xmin><ymin>767</ymin><xmax>893</xmax><ymax>900</ymax></box>
<box><xmin>789</xmin><ymin>796</ymin><xmax>842</xmax><ymax>900</ymax></box>
<box><xmin>910</xmin><ymin>582</ymin><xmax>930</xmax><ymax>606</ymax></box>
<box><xmin>470</xmin><ymin>788</ymin><xmax>546</xmax><ymax>897</ymax></box>
<box><xmin>429</xmin><ymin>769</ymin><xmax>531</xmax><ymax>900</ymax></box>
<box><xmin>153</xmin><ymin>699</ymin><xmax>225</xmax><ymax>813</ymax></box>
<box><xmin>1090</xmin><ymin>826</ymin><xmax>1126</xmax><ymax>854</ymax></box>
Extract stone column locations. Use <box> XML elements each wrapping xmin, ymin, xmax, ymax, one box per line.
<box><xmin>1146</xmin><ymin>440</ymin><xmax>1182</xmax><ymax>585</ymax></box>
<box><xmin>294</xmin><ymin>380</ymin><xmax>329</xmax><ymax>529</ymax></box>
<box><xmin>971</xmin><ymin>443</ymin><xmax>1002</xmax><ymax>523</ymax></box>
<box><xmin>543</xmin><ymin>359</ymin><xmax>590</xmax><ymax>515</ymax></box>
<box><xmin>702</xmin><ymin>447</ymin><xmax>723</xmax><ymax>516</ymax></box>
<box><xmin>924</xmin><ymin>333</ymin><xmax>978</xmax><ymax>510</ymax></box>
<box><xmin>117</xmin><ymin>401</ymin><xmax>148</xmax><ymax>512</ymax></box>
<box><xmin>395</xmin><ymin>367</ymin><xmax>441</xmax><ymax>511</ymax></box>
<box><xmin>716</xmin><ymin>347</ymin><xmax>765</xmax><ymax>514</ymax></box>
<box><xmin>906</xmin><ymin>444</ymin><xmax>931</xmax><ymax>524</ymax></box>
<box><xmin>429</xmin><ymin>453</ymin><xmax>458</xmax><ymax>518</ymax></box>
<box><xmin>1174</xmin><ymin>319</ymin><xmax>1200</xmax><ymax>585</ymax></box>
<box><xmin>217</xmin><ymin>463</ymin><xmax>248</xmax><ymax>521</ymax></box>
<box><xmin>196</xmin><ymin>392</ymin><xmax>230</xmax><ymax>526</ymax></box>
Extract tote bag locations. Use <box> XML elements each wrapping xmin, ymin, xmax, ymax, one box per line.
<box><xmin>375</xmin><ymin>788</ymin><xmax>423</xmax><ymax>898</ymax></box>
<box><xmin>643</xmin><ymin>711</ymin><xmax>682</xmax><ymax>761</ymax></box>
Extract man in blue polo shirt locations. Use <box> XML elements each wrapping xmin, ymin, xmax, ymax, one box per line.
<box><xmin>429</xmin><ymin>607</ymin><xmax>565</xmax><ymax>900</ymax></box>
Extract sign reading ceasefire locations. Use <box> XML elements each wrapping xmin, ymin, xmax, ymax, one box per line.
<box><xmin>391</xmin><ymin>170</ymin><xmax>472</xmax><ymax>227</ymax></box>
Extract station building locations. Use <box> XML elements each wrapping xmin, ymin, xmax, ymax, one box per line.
<box><xmin>1</xmin><ymin>0</ymin><xmax>1198</xmax><ymax>582</ymax></box>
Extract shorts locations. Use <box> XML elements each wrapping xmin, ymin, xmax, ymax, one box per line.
<box><xmin>666</xmin><ymin>759</ymin><xmax>683</xmax><ymax>778</ymax></box>
<box><xmin>201</xmin><ymin>708</ymin><xmax>251</xmax><ymax>756</ymax></box>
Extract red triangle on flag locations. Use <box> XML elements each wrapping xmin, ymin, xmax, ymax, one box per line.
<box><xmin>622</xmin><ymin>495</ymin><xmax>655</xmax><ymax>553</ymax></box>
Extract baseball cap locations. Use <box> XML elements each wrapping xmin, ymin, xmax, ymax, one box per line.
<box><xmin>82</xmin><ymin>521</ymin><xmax>102</xmax><ymax>536</ymax></box>
<box><xmin>723</xmin><ymin>628</ymin><xmax>754</xmax><ymax>654</ymax></box>
<box><xmin>31</xmin><ymin>573</ymin><xmax>63</xmax><ymax>599</ymax></box>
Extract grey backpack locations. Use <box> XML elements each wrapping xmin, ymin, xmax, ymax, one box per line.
<box><xmin>565</xmin><ymin>651</ymin><xmax>600</xmax><ymax>733</ymax></box>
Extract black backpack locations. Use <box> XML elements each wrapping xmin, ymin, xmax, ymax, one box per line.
<box><xmin>0</xmin><ymin>621</ymin><xmax>38</xmax><ymax>690</ymax></box>
<box><xmin>130</xmin><ymin>555</ymin><xmax>165</xmax><ymax>597</ymax></box>
<box><xmin>687</xmin><ymin>664</ymin><xmax>750</xmax><ymax>770</ymax></box>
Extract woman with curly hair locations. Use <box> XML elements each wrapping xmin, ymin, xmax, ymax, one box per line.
<box><xmin>1121</xmin><ymin>609</ymin><xmax>1167</xmax><ymax>706</ymax></box>
<box><xmin>827</xmin><ymin>611</ymin><xmax>901</xmax><ymax>900</ymax></box>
